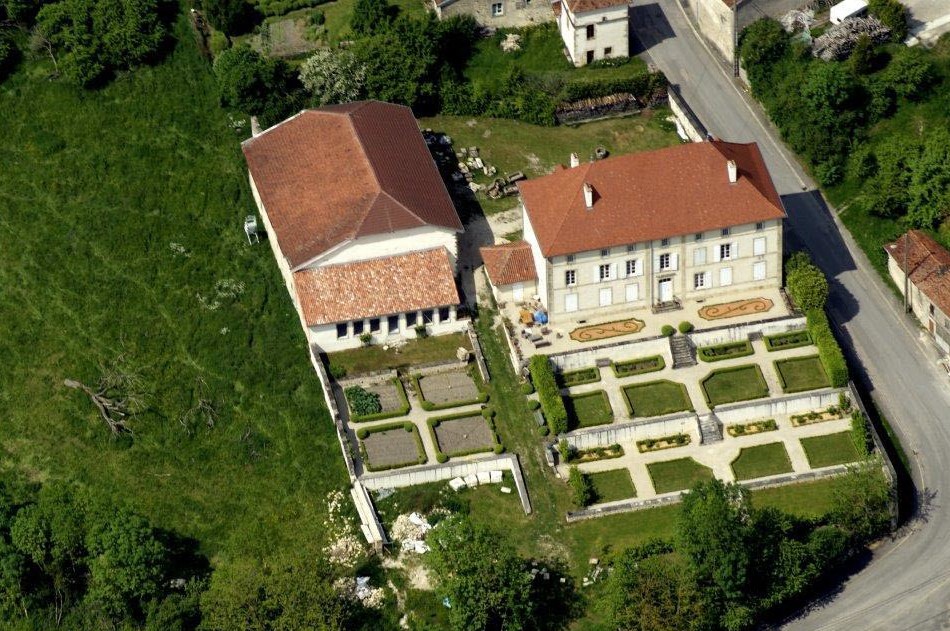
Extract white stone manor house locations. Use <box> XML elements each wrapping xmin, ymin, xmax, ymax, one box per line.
<box><xmin>242</xmin><ymin>101</ymin><xmax>467</xmax><ymax>352</ymax></box>
<box><xmin>494</xmin><ymin>140</ymin><xmax>786</xmax><ymax>322</ymax></box>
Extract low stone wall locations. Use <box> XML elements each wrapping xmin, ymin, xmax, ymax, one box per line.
<box><xmin>467</xmin><ymin>325</ymin><xmax>491</xmax><ymax>383</ymax></box>
<box><xmin>562</xmin><ymin>411</ymin><xmax>699</xmax><ymax>451</ymax></box>
<box><xmin>688</xmin><ymin>315</ymin><xmax>806</xmax><ymax>348</ymax></box>
<box><xmin>360</xmin><ymin>454</ymin><xmax>533</xmax><ymax>515</ymax></box>
<box><xmin>351</xmin><ymin>481</ymin><xmax>388</xmax><ymax>547</ymax></box>
<box><xmin>337</xmin><ymin>369</ymin><xmax>399</xmax><ymax>389</ymax></box>
<box><xmin>668</xmin><ymin>85</ymin><xmax>707</xmax><ymax>142</ymax></box>
<box><xmin>548</xmin><ymin>336</ymin><xmax>672</xmax><ymax>372</ymax></box>
<box><xmin>312</xmin><ymin>352</ymin><xmax>358</xmax><ymax>480</ymax></box>
<box><xmin>714</xmin><ymin>388</ymin><xmax>845</xmax><ymax>425</ymax></box>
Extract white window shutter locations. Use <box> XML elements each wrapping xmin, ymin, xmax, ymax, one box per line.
<box><xmin>653</xmin><ymin>254</ymin><xmax>660</xmax><ymax>270</ymax></box>
<box><xmin>592</xmin><ymin>264</ymin><xmax>600</xmax><ymax>283</ymax></box>
<box><xmin>732</xmin><ymin>241</ymin><xmax>739</xmax><ymax>258</ymax></box>
<box><xmin>610</xmin><ymin>262</ymin><xmax>617</xmax><ymax>280</ymax></box>
<box><xmin>671</xmin><ymin>253</ymin><xmax>679</xmax><ymax>271</ymax></box>
<box><xmin>713</xmin><ymin>246</ymin><xmax>721</xmax><ymax>263</ymax></box>
<box><xmin>705</xmin><ymin>271</ymin><xmax>711</xmax><ymax>287</ymax></box>
<box><xmin>619</xmin><ymin>261</ymin><xmax>628</xmax><ymax>279</ymax></box>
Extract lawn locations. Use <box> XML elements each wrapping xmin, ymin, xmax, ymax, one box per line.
<box><xmin>589</xmin><ymin>469</ymin><xmax>637</xmax><ymax>503</ymax></box>
<box><xmin>701</xmin><ymin>364</ymin><xmax>770</xmax><ymax>406</ymax></box>
<box><xmin>774</xmin><ymin>355</ymin><xmax>831</xmax><ymax>393</ymax></box>
<box><xmin>801</xmin><ymin>431</ymin><xmax>863</xmax><ymax>469</ymax></box>
<box><xmin>647</xmin><ymin>458</ymin><xmax>715</xmax><ymax>494</ymax></box>
<box><xmin>565</xmin><ymin>391</ymin><xmax>614</xmax><ymax>429</ymax></box>
<box><xmin>418</xmin><ymin>113</ymin><xmax>681</xmax><ymax>214</ymax></box>
<box><xmin>731</xmin><ymin>442</ymin><xmax>794</xmax><ymax>481</ymax></box>
<box><xmin>0</xmin><ymin>16</ymin><xmax>348</xmax><ymax>574</ymax></box>
<box><xmin>622</xmin><ymin>380</ymin><xmax>693</xmax><ymax>417</ymax></box>
<box><xmin>325</xmin><ymin>332</ymin><xmax>472</xmax><ymax>377</ymax></box>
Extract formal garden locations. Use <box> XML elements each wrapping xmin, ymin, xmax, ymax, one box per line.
<box><xmin>612</xmin><ymin>354</ymin><xmax>665</xmax><ymax>378</ymax></box>
<box><xmin>344</xmin><ymin>377</ymin><xmax>410</xmax><ymax>421</ymax></box>
<box><xmin>428</xmin><ymin>411</ymin><xmax>502</xmax><ymax>462</ymax></box>
<box><xmin>622</xmin><ymin>379</ymin><xmax>693</xmax><ymax>417</ymax></box>
<box><xmin>588</xmin><ymin>469</ymin><xmax>637</xmax><ymax>503</ymax></box>
<box><xmin>358</xmin><ymin>422</ymin><xmax>427</xmax><ymax>471</ymax></box>
<box><xmin>702</xmin><ymin>364</ymin><xmax>771</xmax><ymax>407</ymax></box>
<box><xmin>731</xmin><ymin>442</ymin><xmax>794</xmax><ymax>481</ymax></box>
<box><xmin>801</xmin><ymin>431</ymin><xmax>863</xmax><ymax>468</ymax></box>
<box><xmin>564</xmin><ymin>390</ymin><xmax>614</xmax><ymax>430</ymax></box>
<box><xmin>413</xmin><ymin>367</ymin><xmax>487</xmax><ymax>410</ymax></box>
<box><xmin>774</xmin><ymin>355</ymin><xmax>832</xmax><ymax>393</ymax></box>
<box><xmin>647</xmin><ymin>458</ymin><xmax>715</xmax><ymax>494</ymax></box>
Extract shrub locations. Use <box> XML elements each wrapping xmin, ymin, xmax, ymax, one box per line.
<box><xmin>839</xmin><ymin>392</ymin><xmax>852</xmax><ymax>412</ymax></box>
<box><xmin>527</xmin><ymin>399</ymin><xmax>541</xmax><ymax>411</ymax></box>
<box><xmin>357</xmin><ymin>428</ymin><xmax>369</xmax><ymax>439</ymax></box>
<box><xmin>851</xmin><ymin>410</ymin><xmax>871</xmax><ymax>457</ymax></box>
<box><xmin>345</xmin><ymin>385</ymin><xmax>382</xmax><ymax>417</ymax></box>
<box><xmin>493</xmin><ymin>444</ymin><xmax>505</xmax><ymax>454</ymax></box>
<box><xmin>329</xmin><ymin>363</ymin><xmax>347</xmax><ymax>379</ymax></box>
<box><xmin>209</xmin><ymin>30</ymin><xmax>230</xmax><ymax>57</ymax></box>
<box><xmin>786</xmin><ymin>255</ymin><xmax>828</xmax><ymax>311</ymax></box>
<box><xmin>568</xmin><ymin>466</ymin><xmax>594</xmax><ymax>507</ymax></box>
<box><xmin>806</xmin><ymin>309</ymin><xmax>849</xmax><ymax>387</ymax></box>
<box><xmin>359</xmin><ymin>332</ymin><xmax>373</xmax><ymax>346</ymax></box>
<box><xmin>661</xmin><ymin>325</ymin><xmax>675</xmax><ymax>337</ymax></box>
<box><xmin>558</xmin><ymin>438</ymin><xmax>571</xmax><ymax>463</ymax></box>
<box><xmin>0</xmin><ymin>30</ymin><xmax>17</xmax><ymax>82</ymax></box>
<box><xmin>521</xmin><ymin>381</ymin><xmax>535</xmax><ymax>395</ymax></box>
<box><xmin>698</xmin><ymin>340</ymin><xmax>753</xmax><ymax>362</ymax></box>
<box><xmin>678</xmin><ymin>321</ymin><xmax>694</xmax><ymax>334</ymax></box>
<box><xmin>414</xmin><ymin>324</ymin><xmax>429</xmax><ymax>339</ymax></box>
<box><xmin>403</xmin><ymin>422</ymin><xmax>414</xmax><ymax>432</ymax></box>
<box><xmin>538</xmin><ymin>425</ymin><xmax>549</xmax><ymax>436</ymax></box>
<box><xmin>868</xmin><ymin>0</ymin><xmax>908</xmax><ymax>42</ymax></box>
<box><xmin>529</xmin><ymin>355</ymin><xmax>567</xmax><ymax>435</ymax></box>
<box><xmin>436</xmin><ymin>453</ymin><xmax>448</xmax><ymax>463</ymax></box>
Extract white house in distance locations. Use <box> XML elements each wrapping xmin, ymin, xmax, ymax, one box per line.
<box><xmin>885</xmin><ymin>230</ymin><xmax>950</xmax><ymax>356</ymax></box>
<box><xmin>553</xmin><ymin>0</ymin><xmax>629</xmax><ymax>66</ymax></box>
<box><xmin>241</xmin><ymin>100</ymin><xmax>467</xmax><ymax>352</ymax></box>
<box><xmin>510</xmin><ymin>140</ymin><xmax>786</xmax><ymax>323</ymax></box>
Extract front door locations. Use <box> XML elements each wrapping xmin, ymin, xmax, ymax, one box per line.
<box><xmin>658</xmin><ymin>278</ymin><xmax>673</xmax><ymax>303</ymax></box>
<box><xmin>512</xmin><ymin>282</ymin><xmax>524</xmax><ymax>302</ymax></box>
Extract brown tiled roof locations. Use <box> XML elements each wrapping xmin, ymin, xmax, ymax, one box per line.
<box><xmin>480</xmin><ymin>241</ymin><xmax>538</xmax><ymax>286</ymax></box>
<box><xmin>293</xmin><ymin>248</ymin><xmax>460</xmax><ymax>326</ymax></box>
<box><xmin>518</xmin><ymin>140</ymin><xmax>786</xmax><ymax>258</ymax></box>
<box><xmin>562</xmin><ymin>0</ymin><xmax>627</xmax><ymax>13</ymax></box>
<box><xmin>242</xmin><ymin>101</ymin><xmax>462</xmax><ymax>270</ymax></box>
<box><xmin>885</xmin><ymin>230</ymin><xmax>950</xmax><ymax>317</ymax></box>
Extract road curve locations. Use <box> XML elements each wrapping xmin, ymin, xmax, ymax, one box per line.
<box><xmin>629</xmin><ymin>2</ymin><xmax>950</xmax><ymax>628</ymax></box>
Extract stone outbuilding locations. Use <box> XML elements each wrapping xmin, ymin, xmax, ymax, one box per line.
<box><xmin>480</xmin><ymin>241</ymin><xmax>539</xmax><ymax>305</ymax></box>
<box><xmin>885</xmin><ymin>230</ymin><xmax>950</xmax><ymax>356</ymax></box>
<box><xmin>432</xmin><ymin>0</ymin><xmax>553</xmax><ymax>28</ymax></box>
<box><xmin>553</xmin><ymin>0</ymin><xmax>629</xmax><ymax>66</ymax></box>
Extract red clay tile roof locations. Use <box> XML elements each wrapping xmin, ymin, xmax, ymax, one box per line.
<box><xmin>293</xmin><ymin>248</ymin><xmax>460</xmax><ymax>326</ymax></box>
<box><xmin>480</xmin><ymin>241</ymin><xmax>538</xmax><ymax>286</ymax></box>
<box><xmin>242</xmin><ymin>101</ymin><xmax>462</xmax><ymax>270</ymax></box>
<box><xmin>518</xmin><ymin>140</ymin><xmax>786</xmax><ymax>258</ymax></box>
<box><xmin>562</xmin><ymin>0</ymin><xmax>627</xmax><ymax>13</ymax></box>
<box><xmin>885</xmin><ymin>230</ymin><xmax>950</xmax><ymax>317</ymax></box>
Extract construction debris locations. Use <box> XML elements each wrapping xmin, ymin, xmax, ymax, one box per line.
<box><xmin>501</xmin><ymin>33</ymin><xmax>522</xmax><ymax>53</ymax></box>
<box><xmin>812</xmin><ymin>16</ymin><xmax>891</xmax><ymax>61</ymax></box>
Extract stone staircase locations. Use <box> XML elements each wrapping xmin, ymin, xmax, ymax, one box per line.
<box><xmin>698</xmin><ymin>413</ymin><xmax>723</xmax><ymax>445</ymax></box>
<box><xmin>669</xmin><ymin>334</ymin><xmax>697</xmax><ymax>369</ymax></box>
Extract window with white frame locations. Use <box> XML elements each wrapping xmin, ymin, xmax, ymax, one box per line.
<box><xmin>625</xmin><ymin>259</ymin><xmax>639</xmax><ymax>276</ymax></box>
<box><xmin>693</xmin><ymin>272</ymin><xmax>708</xmax><ymax>289</ymax></box>
<box><xmin>695</xmin><ymin>232</ymin><xmax>704</xmax><ymax>241</ymax></box>
<box><xmin>721</xmin><ymin>227</ymin><xmax>731</xmax><ymax>237</ymax></box>
<box><xmin>659</xmin><ymin>253</ymin><xmax>671</xmax><ymax>270</ymax></box>
<box><xmin>753</xmin><ymin>261</ymin><xmax>767</xmax><ymax>281</ymax></box>
<box><xmin>753</xmin><ymin>237</ymin><xmax>766</xmax><ymax>256</ymax></box>
<box><xmin>661</xmin><ymin>238</ymin><xmax>670</xmax><ymax>247</ymax></box>
<box><xmin>600</xmin><ymin>248</ymin><xmax>610</xmax><ymax>257</ymax></box>
<box><xmin>565</xmin><ymin>269</ymin><xmax>577</xmax><ymax>286</ymax></box>
<box><xmin>719</xmin><ymin>243</ymin><xmax>732</xmax><ymax>261</ymax></box>
<box><xmin>566</xmin><ymin>254</ymin><xmax>575</xmax><ymax>263</ymax></box>
<box><xmin>693</xmin><ymin>247</ymin><xmax>706</xmax><ymax>266</ymax></box>
<box><xmin>336</xmin><ymin>323</ymin><xmax>348</xmax><ymax>339</ymax></box>
<box><xmin>756</xmin><ymin>222</ymin><xmax>765</xmax><ymax>231</ymax></box>
<box><xmin>598</xmin><ymin>263</ymin><xmax>612</xmax><ymax>281</ymax></box>
<box><xmin>491</xmin><ymin>2</ymin><xmax>503</xmax><ymax>16</ymax></box>
<box><xmin>625</xmin><ymin>283</ymin><xmax>639</xmax><ymax>302</ymax></box>
<box><xmin>626</xmin><ymin>244</ymin><xmax>637</xmax><ymax>253</ymax></box>
<box><xmin>720</xmin><ymin>267</ymin><xmax>733</xmax><ymax>286</ymax></box>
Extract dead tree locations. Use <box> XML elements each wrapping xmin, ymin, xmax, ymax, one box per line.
<box><xmin>179</xmin><ymin>377</ymin><xmax>217</xmax><ymax>436</ymax></box>
<box><xmin>64</xmin><ymin>359</ymin><xmax>145</xmax><ymax>435</ymax></box>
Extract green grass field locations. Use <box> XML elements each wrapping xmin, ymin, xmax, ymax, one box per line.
<box><xmin>702</xmin><ymin>364</ymin><xmax>770</xmax><ymax>406</ymax></box>
<box><xmin>324</xmin><ymin>332</ymin><xmax>471</xmax><ymax>377</ymax></box>
<box><xmin>589</xmin><ymin>469</ymin><xmax>636</xmax><ymax>503</ymax></box>
<box><xmin>647</xmin><ymin>458</ymin><xmax>715</xmax><ymax>494</ymax></box>
<box><xmin>622</xmin><ymin>380</ymin><xmax>693</xmax><ymax>417</ymax></box>
<box><xmin>801</xmin><ymin>432</ymin><xmax>863</xmax><ymax>469</ymax></box>
<box><xmin>565</xmin><ymin>391</ymin><xmax>614</xmax><ymax>429</ymax></box>
<box><xmin>0</xmin><ymin>19</ymin><xmax>348</xmax><ymax>571</ymax></box>
<box><xmin>774</xmin><ymin>355</ymin><xmax>831</xmax><ymax>393</ymax></box>
<box><xmin>731</xmin><ymin>442</ymin><xmax>794</xmax><ymax>481</ymax></box>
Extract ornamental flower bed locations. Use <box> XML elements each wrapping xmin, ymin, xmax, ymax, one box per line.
<box><xmin>567</xmin><ymin>443</ymin><xmax>625</xmax><ymax>463</ymax></box>
<box><xmin>611</xmin><ymin>355</ymin><xmax>665</xmax><ymax>378</ymax></box>
<box><xmin>726</xmin><ymin>419</ymin><xmax>778</xmax><ymax>437</ymax></box>
<box><xmin>637</xmin><ymin>433</ymin><xmax>691</xmax><ymax>453</ymax></box>
<box><xmin>791</xmin><ymin>406</ymin><xmax>847</xmax><ymax>427</ymax></box>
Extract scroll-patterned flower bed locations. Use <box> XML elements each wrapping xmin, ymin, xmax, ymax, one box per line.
<box><xmin>698</xmin><ymin>297</ymin><xmax>774</xmax><ymax>320</ymax></box>
<box><xmin>569</xmin><ymin>318</ymin><xmax>646</xmax><ymax>342</ymax></box>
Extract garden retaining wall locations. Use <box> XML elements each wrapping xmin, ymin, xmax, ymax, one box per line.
<box><xmin>547</xmin><ymin>336</ymin><xmax>671</xmax><ymax>372</ymax></box>
<box><xmin>688</xmin><ymin>315</ymin><xmax>806</xmax><ymax>348</ymax></box>
<box><xmin>360</xmin><ymin>453</ymin><xmax>533</xmax><ymax>515</ymax></box>
<box><xmin>561</xmin><ymin>411</ymin><xmax>699</xmax><ymax>451</ymax></box>
<box><xmin>713</xmin><ymin>388</ymin><xmax>845</xmax><ymax>425</ymax></box>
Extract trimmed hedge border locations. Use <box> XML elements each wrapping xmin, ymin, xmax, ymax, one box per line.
<box><xmin>426</xmin><ymin>411</ymin><xmax>504</xmax><ymax>462</ymax></box>
<box><xmin>530</xmin><ymin>355</ymin><xmax>568</xmax><ymax>435</ymax></box>
<box><xmin>612</xmin><ymin>354</ymin><xmax>666</xmax><ymax>378</ymax></box>
<box><xmin>557</xmin><ymin>366</ymin><xmax>601</xmax><ymax>388</ymax></box>
<box><xmin>773</xmin><ymin>355</ymin><xmax>831</xmax><ymax>393</ymax></box>
<box><xmin>412</xmin><ymin>371</ymin><xmax>489</xmax><ymax>412</ymax></box>
<box><xmin>700</xmin><ymin>364</ymin><xmax>770</xmax><ymax>407</ymax></box>
<box><xmin>805</xmin><ymin>309</ymin><xmax>849</xmax><ymax>387</ymax></box>
<box><xmin>358</xmin><ymin>421</ymin><xmax>427</xmax><ymax>472</ymax></box>
<box><xmin>348</xmin><ymin>377</ymin><xmax>411</xmax><ymax>423</ymax></box>
<box><xmin>697</xmin><ymin>340</ymin><xmax>754</xmax><ymax>363</ymax></box>
<box><xmin>764</xmin><ymin>330</ymin><xmax>812</xmax><ymax>352</ymax></box>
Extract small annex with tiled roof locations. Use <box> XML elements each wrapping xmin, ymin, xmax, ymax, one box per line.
<box><xmin>517</xmin><ymin>139</ymin><xmax>786</xmax><ymax>322</ymax></box>
<box><xmin>241</xmin><ymin>100</ymin><xmax>468</xmax><ymax>352</ymax></box>
<box><xmin>479</xmin><ymin>241</ymin><xmax>538</xmax><ymax>305</ymax></box>
<box><xmin>554</xmin><ymin>0</ymin><xmax>629</xmax><ymax>67</ymax></box>
<box><xmin>885</xmin><ymin>230</ymin><xmax>950</xmax><ymax>355</ymax></box>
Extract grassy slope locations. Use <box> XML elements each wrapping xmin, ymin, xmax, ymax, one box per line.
<box><xmin>0</xmin><ymin>20</ymin><xmax>347</xmax><ymax>567</ymax></box>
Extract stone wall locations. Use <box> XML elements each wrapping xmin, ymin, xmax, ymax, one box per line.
<box><xmin>562</xmin><ymin>411</ymin><xmax>699</xmax><ymax>450</ymax></box>
<box><xmin>688</xmin><ymin>315</ymin><xmax>806</xmax><ymax>347</ymax></box>
<box><xmin>547</xmin><ymin>336</ymin><xmax>672</xmax><ymax>372</ymax></box>
<box><xmin>668</xmin><ymin>85</ymin><xmax>707</xmax><ymax>142</ymax></box>
<box><xmin>680</xmin><ymin>0</ymin><xmax>737</xmax><ymax>64</ymax></box>
<box><xmin>713</xmin><ymin>388</ymin><xmax>844</xmax><ymax>425</ymax></box>
<box><xmin>435</xmin><ymin>0</ymin><xmax>553</xmax><ymax>27</ymax></box>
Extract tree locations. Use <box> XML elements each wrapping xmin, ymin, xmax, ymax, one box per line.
<box><xmin>350</xmin><ymin>0</ymin><xmax>392</xmax><ymax>36</ymax></box>
<box><xmin>785</xmin><ymin>257</ymin><xmax>828</xmax><ymax>311</ymax></box>
<box><xmin>213</xmin><ymin>44</ymin><xmax>301</xmax><ymax>126</ymax></box>
<box><xmin>0</xmin><ymin>29</ymin><xmax>18</xmax><ymax>82</ymax></box>
<box><xmin>201</xmin><ymin>0</ymin><xmax>254</xmax><ymax>36</ymax></box>
<box><xmin>868</xmin><ymin>0</ymin><xmax>907</xmax><ymax>42</ymax></box>
<box><xmin>427</xmin><ymin>516</ymin><xmax>537</xmax><ymax>631</ymax></box>
<box><xmin>883</xmin><ymin>47</ymin><xmax>936</xmax><ymax>100</ymax></box>
<box><xmin>2</xmin><ymin>0</ymin><xmax>47</xmax><ymax>24</ymax></box>
<box><xmin>738</xmin><ymin>18</ymin><xmax>789</xmax><ymax>89</ymax></box>
<box><xmin>849</xmin><ymin>34</ymin><xmax>874</xmax><ymax>74</ymax></box>
<box><xmin>831</xmin><ymin>463</ymin><xmax>893</xmax><ymax>544</ymax></box>
<box><xmin>352</xmin><ymin>15</ymin><xmax>438</xmax><ymax>108</ymax></box>
<box><xmin>298</xmin><ymin>49</ymin><xmax>366</xmax><ymax>106</ymax></box>
<box><xmin>865</xmin><ymin>135</ymin><xmax>920</xmax><ymax>218</ymax></box>
<box><xmin>567</xmin><ymin>466</ymin><xmax>594</xmax><ymax>507</ymax></box>
<box><xmin>906</xmin><ymin>129</ymin><xmax>950</xmax><ymax>228</ymax></box>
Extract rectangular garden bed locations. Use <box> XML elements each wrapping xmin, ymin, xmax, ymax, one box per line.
<box><xmin>726</xmin><ymin>419</ymin><xmax>777</xmax><ymax>437</ymax></box>
<box><xmin>611</xmin><ymin>355</ymin><xmax>665</xmax><ymax>378</ymax></box>
<box><xmin>345</xmin><ymin>378</ymin><xmax>410</xmax><ymax>422</ymax></box>
<box><xmin>697</xmin><ymin>340</ymin><xmax>754</xmax><ymax>362</ymax></box>
<box><xmin>791</xmin><ymin>407</ymin><xmax>846</xmax><ymax>426</ymax></box>
<box><xmin>589</xmin><ymin>469</ymin><xmax>637</xmax><ymax>503</ymax></box>
<box><xmin>622</xmin><ymin>380</ymin><xmax>693</xmax><ymax>418</ymax></box>
<box><xmin>637</xmin><ymin>433</ymin><xmax>691</xmax><ymax>453</ymax></box>
<box><xmin>557</xmin><ymin>366</ymin><xmax>601</xmax><ymax>388</ymax></box>
<box><xmin>647</xmin><ymin>458</ymin><xmax>714</xmax><ymax>494</ymax></box>
<box><xmin>358</xmin><ymin>422</ymin><xmax>427</xmax><ymax>472</ymax></box>
<box><xmin>413</xmin><ymin>366</ymin><xmax>488</xmax><ymax>411</ymax></box>
<box><xmin>565</xmin><ymin>390</ymin><xmax>613</xmax><ymax>430</ymax></box>
<box><xmin>566</xmin><ymin>443</ymin><xmax>625</xmax><ymax>464</ymax></box>
<box><xmin>800</xmin><ymin>431</ymin><xmax>862</xmax><ymax>468</ymax></box>
<box><xmin>701</xmin><ymin>364</ymin><xmax>770</xmax><ymax>407</ymax></box>
<box><xmin>765</xmin><ymin>330</ymin><xmax>812</xmax><ymax>352</ymax></box>
<box><xmin>774</xmin><ymin>355</ymin><xmax>831</xmax><ymax>393</ymax></box>
<box><xmin>731</xmin><ymin>442</ymin><xmax>793</xmax><ymax>480</ymax></box>
<box><xmin>427</xmin><ymin>411</ymin><xmax>501</xmax><ymax>462</ymax></box>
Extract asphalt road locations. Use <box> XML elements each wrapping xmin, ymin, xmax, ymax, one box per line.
<box><xmin>629</xmin><ymin>2</ymin><xmax>950</xmax><ymax>629</ymax></box>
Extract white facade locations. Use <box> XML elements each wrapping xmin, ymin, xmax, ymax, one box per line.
<box><xmin>308</xmin><ymin>306</ymin><xmax>468</xmax><ymax>352</ymax></box>
<box><xmin>830</xmin><ymin>0</ymin><xmax>868</xmax><ymax>24</ymax></box>
<box><xmin>887</xmin><ymin>255</ymin><xmax>950</xmax><ymax>355</ymax></box>
<box><xmin>557</xmin><ymin>1</ymin><xmax>629</xmax><ymax>67</ymax></box>
<box><xmin>309</xmin><ymin>226</ymin><xmax>459</xmax><ymax>270</ymax></box>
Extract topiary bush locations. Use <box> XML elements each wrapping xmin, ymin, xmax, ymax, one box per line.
<box><xmin>521</xmin><ymin>381</ymin><xmax>535</xmax><ymax>394</ymax></box>
<box><xmin>436</xmin><ymin>453</ymin><xmax>448</xmax><ymax>463</ymax></box>
<box><xmin>529</xmin><ymin>355</ymin><xmax>567</xmax><ymax>435</ymax></box>
<box><xmin>678</xmin><ymin>321</ymin><xmax>694</xmax><ymax>334</ymax></box>
<box><xmin>527</xmin><ymin>399</ymin><xmax>541</xmax><ymax>411</ymax></box>
<box><xmin>493</xmin><ymin>444</ymin><xmax>505</xmax><ymax>454</ymax></box>
<box><xmin>661</xmin><ymin>325</ymin><xmax>675</xmax><ymax>337</ymax></box>
<box><xmin>568</xmin><ymin>466</ymin><xmax>594</xmax><ymax>507</ymax></box>
<box><xmin>785</xmin><ymin>252</ymin><xmax>828</xmax><ymax>311</ymax></box>
<box><xmin>356</xmin><ymin>428</ymin><xmax>369</xmax><ymax>439</ymax></box>
<box><xmin>345</xmin><ymin>385</ymin><xmax>382</xmax><ymax>417</ymax></box>
<box><xmin>403</xmin><ymin>422</ymin><xmax>414</xmax><ymax>432</ymax></box>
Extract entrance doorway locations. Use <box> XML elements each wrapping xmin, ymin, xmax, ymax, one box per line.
<box><xmin>658</xmin><ymin>278</ymin><xmax>673</xmax><ymax>303</ymax></box>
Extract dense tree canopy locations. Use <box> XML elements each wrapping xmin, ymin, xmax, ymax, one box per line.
<box><xmin>201</xmin><ymin>0</ymin><xmax>256</xmax><ymax>36</ymax></box>
<box><xmin>299</xmin><ymin>49</ymin><xmax>366</xmax><ymax>107</ymax></box>
<box><xmin>352</xmin><ymin>15</ymin><xmax>438</xmax><ymax>108</ymax></box>
<box><xmin>213</xmin><ymin>44</ymin><xmax>301</xmax><ymax>125</ymax></box>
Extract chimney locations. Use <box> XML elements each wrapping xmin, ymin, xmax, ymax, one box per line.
<box><xmin>570</xmin><ymin>152</ymin><xmax>579</xmax><ymax>168</ymax></box>
<box><xmin>250</xmin><ymin>116</ymin><xmax>263</xmax><ymax>137</ymax></box>
<box><xmin>583</xmin><ymin>182</ymin><xmax>594</xmax><ymax>209</ymax></box>
<box><xmin>727</xmin><ymin>159</ymin><xmax>738</xmax><ymax>183</ymax></box>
